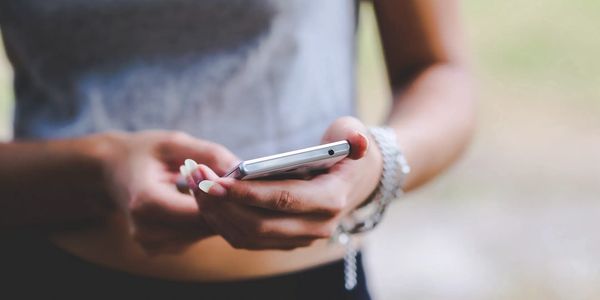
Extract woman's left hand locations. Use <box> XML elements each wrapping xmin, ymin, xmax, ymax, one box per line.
<box><xmin>191</xmin><ymin>117</ymin><xmax>382</xmax><ymax>250</ymax></box>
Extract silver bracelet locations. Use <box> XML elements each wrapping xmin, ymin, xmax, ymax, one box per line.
<box><xmin>340</xmin><ymin>126</ymin><xmax>410</xmax><ymax>234</ymax></box>
<box><xmin>334</xmin><ymin>126</ymin><xmax>411</xmax><ymax>290</ymax></box>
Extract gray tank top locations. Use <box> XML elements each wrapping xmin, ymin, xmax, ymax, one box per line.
<box><xmin>0</xmin><ymin>0</ymin><xmax>356</xmax><ymax>159</ymax></box>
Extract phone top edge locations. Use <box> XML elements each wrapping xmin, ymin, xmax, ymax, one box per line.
<box><xmin>243</xmin><ymin>140</ymin><xmax>350</xmax><ymax>166</ymax></box>
<box><xmin>224</xmin><ymin>140</ymin><xmax>350</xmax><ymax>179</ymax></box>
<box><xmin>241</xmin><ymin>141</ymin><xmax>350</xmax><ymax>176</ymax></box>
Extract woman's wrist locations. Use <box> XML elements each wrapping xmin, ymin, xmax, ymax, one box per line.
<box><xmin>73</xmin><ymin>132</ymin><xmax>129</xmax><ymax>212</ymax></box>
<box><xmin>338</xmin><ymin>126</ymin><xmax>410</xmax><ymax>234</ymax></box>
<box><xmin>81</xmin><ymin>131</ymin><xmax>128</xmax><ymax>186</ymax></box>
<box><xmin>353</xmin><ymin>130</ymin><xmax>384</xmax><ymax>209</ymax></box>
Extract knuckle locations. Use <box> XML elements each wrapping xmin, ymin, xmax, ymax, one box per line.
<box><xmin>272</xmin><ymin>190</ymin><xmax>297</xmax><ymax>211</ymax></box>
<box><xmin>207</xmin><ymin>143</ymin><xmax>227</xmax><ymax>156</ymax></box>
<box><xmin>202</xmin><ymin>145</ymin><xmax>219</xmax><ymax>160</ymax></box>
<box><xmin>156</xmin><ymin>131</ymin><xmax>190</xmax><ymax>157</ymax></box>
<box><xmin>165</xmin><ymin>131</ymin><xmax>191</xmax><ymax>145</ymax></box>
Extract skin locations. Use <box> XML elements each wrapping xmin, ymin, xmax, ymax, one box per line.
<box><xmin>0</xmin><ymin>0</ymin><xmax>474</xmax><ymax>280</ymax></box>
<box><xmin>188</xmin><ymin>118</ymin><xmax>376</xmax><ymax>251</ymax></box>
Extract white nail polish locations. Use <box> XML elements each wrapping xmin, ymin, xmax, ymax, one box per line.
<box><xmin>180</xmin><ymin>165</ymin><xmax>189</xmax><ymax>177</ymax></box>
<box><xmin>198</xmin><ymin>180</ymin><xmax>215</xmax><ymax>193</ymax></box>
<box><xmin>184</xmin><ymin>159</ymin><xmax>198</xmax><ymax>172</ymax></box>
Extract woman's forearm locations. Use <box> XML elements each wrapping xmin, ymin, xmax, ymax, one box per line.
<box><xmin>0</xmin><ymin>135</ymin><xmax>115</xmax><ymax>229</ymax></box>
<box><xmin>388</xmin><ymin>63</ymin><xmax>475</xmax><ymax>191</ymax></box>
<box><xmin>371</xmin><ymin>0</ymin><xmax>474</xmax><ymax>191</ymax></box>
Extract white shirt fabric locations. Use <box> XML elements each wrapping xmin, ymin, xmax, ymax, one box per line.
<box><xmin>1</xmin><ymin>0</ymin><xmax>356</xmax><ymax>159</ymax></box>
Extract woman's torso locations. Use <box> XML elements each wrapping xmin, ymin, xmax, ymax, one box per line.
<box><xmin>0</xmin><ymin>0</ymin><xmax>357</xmax><ymax>280</ymax></box>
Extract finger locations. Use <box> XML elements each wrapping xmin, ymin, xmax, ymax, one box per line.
<box><xmin>159</xmin><ymin>132</ymin><xmax>240</xmax><ymax>175</ymax></box>
<box><xmin>218</xmin><ymin>199</ymin><xmax>336</xmax><ymax>239</ymax></box>
<box><xmin>132</xmin><ymin>184</ymin><xmax>203</xmax><ymax>224</ymax></box>
<box><xmin>156</xmin><ymin>186</ymin><xmax>201</xmax><ymax>220</ymax></box>
<box><xmin>321</xmin><ymin>116</ymin><xmax>369</xmax><ymax>160</ymax></box>
<box><xmin>203</xmin><ymin>210</ymin><xmax>317</xmax><ymax>251</ymax></box>
<box><xmin>205</xmin><ymin>176</ymin><xmax>345</xmax><ymax>215</ymax></box>
<box><xmin>198</xmin><ymin>164</ymin><xmax>220</xmax><ymax>182</ymax></box>
<box><xmin>179</xmin><ymin>160</ymin><xmax>205</xmax><ymax>192</ymax></box>
<box><xmin>191</xmin><ymin>164</ymin><xmax>221</xmax><ymax>196</ymax></box>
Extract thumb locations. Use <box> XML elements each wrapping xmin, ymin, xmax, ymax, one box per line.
<box><xmin>321</xmin><ymin>117</ymin><xmax>369</xmax><ymax>160</ymax></box>
<box><xmin>161</xmin><ymin>133</ymin><xmax>240</xmax><ymax>175</ymax></box>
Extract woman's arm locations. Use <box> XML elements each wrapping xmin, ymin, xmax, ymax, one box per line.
<box><xmin>0</xmin><ymin>135</ymin><xmax>114</xmax><ymax>229</ymax></box>
<box><xmin>0</xmin><ymin>131</ymin><xmax>238</xmax><ymax>253</ymax></box>
<box><xmin>374</xmin><ymin>0</ymin><xmax>475</xmax><ymax>190</ymax></box>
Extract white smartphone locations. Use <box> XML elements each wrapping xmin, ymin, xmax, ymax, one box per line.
<box><xmin>225</xmin><ymin>140</ymin><xmax>351</xmax><ymax>180</ymax></box>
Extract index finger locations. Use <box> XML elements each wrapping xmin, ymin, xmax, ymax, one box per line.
<box><xmin>212</xmin><ymin>174</ymin><xmax>347</xmax><ymax>216</ymax></box>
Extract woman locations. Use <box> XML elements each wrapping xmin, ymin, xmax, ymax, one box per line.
<box><xmin>0</xmin><ymin>0</ymin><xmax>474</xmax><ymax>299</ymax></box>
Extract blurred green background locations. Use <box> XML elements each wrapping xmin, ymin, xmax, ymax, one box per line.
<box><xmin>1</xmin><ymin>1</ymin><xmax>599</xmax><ymax>299</ymax></box>
<box><xmin>357</xmin><ymin>1</ymin><xmax>600</xmax><ymax>300</ymax></box>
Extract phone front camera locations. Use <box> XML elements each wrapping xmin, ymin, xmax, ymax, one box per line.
<box><xmin>328</xmin><ymin>149</ymin><xmax>335</xmax><ymax>156</ymax></box>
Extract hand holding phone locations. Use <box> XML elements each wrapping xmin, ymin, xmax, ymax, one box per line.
<box><xmin>182</xmin><ymin>116</ymin><xmax>379</xmax><ymax>252</ymax></box>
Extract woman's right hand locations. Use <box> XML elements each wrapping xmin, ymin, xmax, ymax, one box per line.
<box><xmin>98</xmin><ymin>131</ymin><xmax>239</xmax><ymax>254</ymax></box>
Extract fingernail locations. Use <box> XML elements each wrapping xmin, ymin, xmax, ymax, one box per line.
<box><xmin>198</xmin><ymin>180</ymin><xmax>227</xmax><ymax>197</ymax></box>
<box><xmin>185</xmin><ymin>159</ymin><xmax>198</xmax><ymax>171</ymax></box>
<box><xmin>184</xmin><ymin>159</ymin><xmax>203</xmax><ymax>181</ymax></box>
<box><xmin>180</xmin><ymin>165</ymin><xmax>189</xmax><ymax>177</ymax></box>
<box><xmin>358</xmin><ymin>131</ymin><xmax>369</xmax><ymax>149</ymax></box>
<box><xmin>356</xmin><ymin>130</ymin><xmax>368</xmax><ymax>141</ymax></box>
